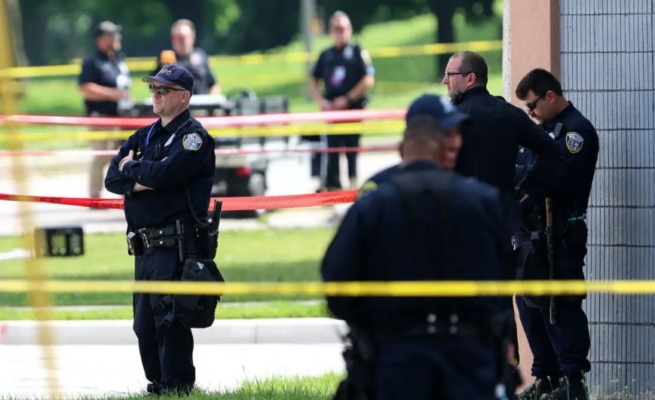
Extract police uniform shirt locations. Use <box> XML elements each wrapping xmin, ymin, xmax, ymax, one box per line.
<box><xmin>154</xmin><ymin>48</ymin><xmax>217</xmax><ymax>95</ymax></box>
<box><xmin>104</xmin><ymin>109</ymin><xmax>216</xmax><ymax>229</ymax></box>
<box><xmin>78</xmin><ymin>50</ymin><xmax>131</xmax><ymax>116</ymax></box>
<box><xmin>311</xmin><ymin>43</ymin><xmax>375</xmax><ymax>104</ymax></box>
<box><xmin>321</xmin><ymin>160</ymin><xmax>519</xmax><ymax>333</ymax></box>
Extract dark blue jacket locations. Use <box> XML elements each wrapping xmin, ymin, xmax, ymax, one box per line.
<box><xmin>453</xmin><ymin>87</ymin><xmax>561</xmax><ymax>197</ymax></box>
<box><xmin>321</xmin><ymin>160</ymin><xmax>520</xmax><ymax>334</ymax></box>
<box><xmin>105</xmin><ymin>109</ymin><xmax>216</xmax><ymax>230</ymax></box>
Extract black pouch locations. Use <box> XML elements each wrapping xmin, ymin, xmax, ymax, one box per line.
<box><xmin>126</xmin><ymin>232</ymin><xmax>144</xmax><ymax>256</ymax></box>
<box><xmin>563</xmin><ymin>220</ymin><xmax>588</xmax><ymax>260</ymax></box>
<box><xmin>515</xmin><ymin>238</ymin><xmax>550</xmax><ymax>308</ymax></box>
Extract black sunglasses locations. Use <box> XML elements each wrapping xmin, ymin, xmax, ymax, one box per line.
<box><xmin>148</xmin><ymin>84</ymin><xmax>186</xmax><ymax>95</ymax></box>
<box><xmin>525</xmin><ymin>93</ymin><xmax>547</xmax><ymax>111</ymax></box>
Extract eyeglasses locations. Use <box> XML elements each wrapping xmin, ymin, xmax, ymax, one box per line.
<box><xmin>525</xmin><ymin>94</ymin><xmax>546</xmax><ymax>111</ymax></box>
<box><xmin>148</xmin><ymin>84</ymin><xmax>186</xmax><ymax>95</ymax></box>
<box><xmin>444</xmin><ymin>71</ymin><xmax>474</xmax><ymax>79</ymax></box>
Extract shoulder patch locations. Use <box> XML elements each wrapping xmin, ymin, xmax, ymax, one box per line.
<box><xmin>360</xmin><ymin>49</ymin><xmax>372</xmax><ymax>66</ymax></box>
<box><xmin>182</xmin><ymin>133</ymin><xmax>203</xmax><ymax>151</ymax></box>
<box><xmin>357</xmin><ymin>181</ymin><xmax>378</xmax><ymax>199</ymax></box>
<box><xmin>565</xmin><ymin>132</ymin><xmax>584</xmax><ymax>154</ymax></box>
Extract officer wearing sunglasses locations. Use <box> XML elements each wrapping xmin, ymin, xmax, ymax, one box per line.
<box><xmin>104</xmin><ymin>64</ymin><xmax>217</xmax><ymax>396</ymax></box>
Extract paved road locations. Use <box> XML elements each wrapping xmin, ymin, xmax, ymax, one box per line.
<box><xmin>0</xmin><ymin>138</ymin><xmax>400</xmax><ymax>237</ymax></box>
<box><xmin>0</xmin><ymin>343</ymin><xmax>345</xmax><ymax>399</ymax></box>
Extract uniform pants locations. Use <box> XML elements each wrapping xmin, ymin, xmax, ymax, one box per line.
<box><xmin>374</xmin><ymin>336</ymin><xmax>498</xmax><ymax>400</ymax></box>
<box><xmin>133</xmin><ymin>246</ymin><xmax>195</xmax><ymax>392</ymax></box>
<box><xmin>516</xmin><ymin>263</ymin><xmax>591</xmax><ymax>378</ymax></box>
<box><xmin>325</xmin><ymin>133</ymin><xmax>360</xmax><ymax>189</ymax></box>
<box><xmin>88</xmin><ymin>111</ymin><xmax>120</xmax><ymax>198</ymax></box>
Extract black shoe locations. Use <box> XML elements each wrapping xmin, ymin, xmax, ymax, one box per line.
<box><xmin>517</xmin><ymin>377</ymin><xmax>557</xmax><ymax>400</ymax></box>
<box><xmin>146</xmin><ymin>383</ymin><xmax>162</xmax><ymax>396</ymax></box>
<box><xmin>540</xmin><ymin>374</ymin><xmax>590</xmax><ymax>400</ymax></box>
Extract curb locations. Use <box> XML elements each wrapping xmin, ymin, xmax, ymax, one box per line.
<box><xmin>0</xmin><ymin>318</ymin><xmax>348</xmax><ymax>346</ymax></box>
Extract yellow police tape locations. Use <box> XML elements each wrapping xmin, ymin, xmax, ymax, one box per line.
<box><xmin>0</xmin><ymin>121</ymin><xmax>405</xmax><ymax>142</ymax></box>
<box><xmin>4</xmin><ymin>40</ymin><xmax>502</xmax><ymax>79</ymax></box>
<box><xmin>0</xmin><ymin>279</ymin><xmax>653</xmax><ymax>296</ymax></box>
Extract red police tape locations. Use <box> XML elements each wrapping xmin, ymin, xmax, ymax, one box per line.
<box><xmin>0</xmin><ymin>144</ymin><xmax>398</xmax><ymax>157</ymax></box>
<box><xmin>0</xmin><ymin>109</ymin><xmax>407</xmax><ymax>128</ymax></box>
<box><xmin>0</xmin><ymin>190</ymin><xmax>358</xmax><ymax>211</ymax></box>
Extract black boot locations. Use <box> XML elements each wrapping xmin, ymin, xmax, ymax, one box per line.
<box><xmin>540</xmin><ymin>373</ymin><xmax>590</xmax><ymax>400</ymax></box>
<box><xmin>517</xmin><ymin>376</ymin><xmax>557</xmax><ymax>400</ymax></box>
<box><xmin>146</xmin><ymin>383</ymin><xmax>162</xmax><ymax>396</ymax></box>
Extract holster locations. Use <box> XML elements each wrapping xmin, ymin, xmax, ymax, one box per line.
<box><xmin>333</xmin><ymin>325</ymin><xmax>378</xmax><ymax>400</ymax></box>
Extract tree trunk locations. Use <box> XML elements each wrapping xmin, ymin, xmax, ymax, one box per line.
<box><xmin>428</xmin><ymin>0</ymin><xmax>456</xmax><ymax>81</ymax></box>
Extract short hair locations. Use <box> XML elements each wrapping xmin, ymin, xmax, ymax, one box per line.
<box><xmin>452</xmin><ymin>51</ymin><xmax>488</xmax><ymax>86</ymax></box>
<box><xmin>515</xmin><ymin>68</ymin><xmax>563</xmax><ymax>100</ymax></box>
<box><xmin>171</xmin><ymin>19</ymin><xmax>196</xmax><ymax>35</ymax></box>
<box><xmin>330</xmin><ymin>10</ymin><xmax>351</xmax><ymax>25</ymax></box>
<box><xmin>403</xmin><ymin>115</ymin><xmax>446</xmax><ymax>143</ymax></box>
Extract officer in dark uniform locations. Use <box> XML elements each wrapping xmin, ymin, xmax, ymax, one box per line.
<box><xmin>513</xmin><ymin>68</ymin><xmax>598</xmax><ymax>400</ymax></box>
<box><xmin>322</xmin><ymin>93</ymin><xmax>520</xmax><ymax>400</ymax></box>
<box><xmin>309</xmin><ymin>10</ymin><xmax>375</xmax><ymax>191</ymax></box>
<box><xmin>152</xmin><ymin>19</ymin><xmax>220</xmax><ymax>95</ymax></box>
<box><xmin>104</xmin><ymin>65</ymin><xmax>216</xmax><ymax>396</ymax></box>
<box><xmin>78</xmin><ymin>20</ymin><xmax>132</xmax><ymax>199</ymax></box>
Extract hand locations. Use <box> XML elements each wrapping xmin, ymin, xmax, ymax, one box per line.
<box><xmin>133</xmin><ymin>183</ymin><xmax>153</xmax><ymax>192</ymax></box>
<box><xmin>118</xmin><ymin>150</ymin><xmax>134</xmax><ymax>172</ymax></box>
<box><xmin>319</xmin><ymin>99</ymin><xmax>332</xmax><ymax>111</ymax></box>
<box><xmin>332</xmin><ymin>96</ymin><xmax>349</xmax><ymax>110</ymax></box>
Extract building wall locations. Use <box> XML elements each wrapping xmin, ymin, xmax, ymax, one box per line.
<box><xmin>505</xmin><ymin>0</ymin><xmax>655</xmax><ymax>397</ymax></box>
<box><xmin>560</xmin><ymin>0</ymin><xmax>655</xmax><ymax>396</ymax></box>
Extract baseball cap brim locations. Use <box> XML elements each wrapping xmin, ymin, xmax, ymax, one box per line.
<box><xmin>439</xmin><ymin>111</ymin><xmax>469</xmax><ymax>130</ymax></box>
<box><xmin>141</xmin><ymin>76</ymin><xmax>183</xmax><ymax>88</ymax></box>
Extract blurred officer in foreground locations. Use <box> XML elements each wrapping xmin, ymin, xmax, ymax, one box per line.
<box><xmin>152</xmin><ymin>19</ymin><xmax>220</xmax><ymax>95</ymax></box>
<box><xmin>78</xmin><ymin>20</ymin><xmax>132</xmax><ymax>199</ymax></box>
<box><xmin>513</xmin><ymin>69</ymin><xmax>598</xmax><ymax>400</ymax></box>
<box><xmin>322</xmin><ymin>93</ymin><xmax>520</xmax><ymax>400</ymax></box>
<box><xmin>104</xmin><ymin>65</ymin><xmax>221</xmax><ymax>396</ymax></box>
<box><xmin>309</xmin><ymin>10</ymin><xmax>375</xmax><ymax>191</ymax></box>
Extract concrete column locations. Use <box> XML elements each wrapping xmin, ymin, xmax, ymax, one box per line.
<box><xmin>502</xmin><ymin>0</ymin><xmax>561</xmax><ymax>391</ymax></box>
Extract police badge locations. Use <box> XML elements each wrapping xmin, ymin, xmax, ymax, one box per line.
<box><xmin>565</xmin><ymin>132</ymin><xmax>584</xmax><ymax>154</ymax></box>
<box><xmin>182</xmin><ymin>133</ymin><xmax>203</xmax><ymax>151</ymax></box>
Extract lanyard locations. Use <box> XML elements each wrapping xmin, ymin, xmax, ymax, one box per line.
<box><xmin>145</xmin><ymin>121</ymin><xmax>158</xmax><ymax>149</ymax></box>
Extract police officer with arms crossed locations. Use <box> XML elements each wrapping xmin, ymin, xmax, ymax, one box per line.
<box><xmin>309</xmin><ymin>10</ymin><xmax>375</xmax><ymax>192</ymax></box>
<box><xmin>513</xmin><ymin>68</ymin><xmax>598</xmax><ymax>400</ymax></box>
<box><xmin>322</xmin><ymin>93</ymin><xmax>520</xmax><ymax>400</ymax></box>
<box><xmin>78</xmin><ymin>20</ymin><xmax>132</xmax><ymax>199</ymax></box>
<box><xmin>152</xmin><ymin>19</ymin><xmax>220</xmax><ymax>95</ymax></box>
<box><xmin>104</xmin><ymin>65</ymin><xmax>217</xmax><ymax>396</ymax></box>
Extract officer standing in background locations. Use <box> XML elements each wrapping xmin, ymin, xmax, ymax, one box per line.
<box><xmin>322</xmin><ymin>93</ymin><xmax>520</xmax><ymax>400</ymax></box>
<box><xmin>513</xmin><ymin>68</ymin><xmax>598</xmax><ymax>400</ymax></box>
<box><xmin>104</xmin><ymin>65</ymin><xmax>216</xmax><ymax>396</ymax></box>
<box><xmin>78</xmin><ymin>20</ymin><xmax>132</xmax><ymax>199</ymax></box>
<box><xmin>152</xmin><ymin>19</ymin><xmax>220</xmax><ymax>95</ymax></box>
<box><xmin>309</xmin><ymin>10</ymin><xmax>375</xmax><ymax>192</ymax></box>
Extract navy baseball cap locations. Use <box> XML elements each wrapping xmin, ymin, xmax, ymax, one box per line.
<box><xmin>141</xmin><ymin>64</ymin><xmax>194</xmax><ymax>94</ymax></box>
<box><xmin>405</xmin><ymin>93</ymin><xmax>468</xmax><ymax>130</ymax></box>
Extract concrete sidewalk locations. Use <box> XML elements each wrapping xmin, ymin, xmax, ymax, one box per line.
<box><xmin>0</xmin><ymin>318</ymin><xmax>348</xmax><ymax>346</ymax></box>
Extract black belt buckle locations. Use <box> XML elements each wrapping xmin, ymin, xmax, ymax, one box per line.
<box><xmin>126</xmin><ymin>232</ymin><xmax>144</xmax><ymax>256</ymax></box>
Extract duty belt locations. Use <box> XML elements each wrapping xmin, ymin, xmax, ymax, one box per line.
<box><xmin>377</xmin><ymin>313</ymin><xmax>485</xmax><ymax>343</ymax></box>
<box><xmin>137</xmin><ymin>226</ymin><xmax>178</xmax><ymax>249</ymax></box>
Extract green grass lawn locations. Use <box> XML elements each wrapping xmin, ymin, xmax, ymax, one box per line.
<box><xmin>0</xmin><ymin>227</ymin><xmax>336</xmax><ymax>308</ymax></box>
<box><xmin>0</xmin><ymin>373</ymin><xmax>344</xmax><ymax>400</ymax></box>
<box><xmin>1</xmin><ymin>12</ymin><xmax>503</xmax><ymax>150</ymax></box>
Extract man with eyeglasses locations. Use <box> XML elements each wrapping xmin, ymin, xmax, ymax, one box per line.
<box><xmin>441</xmin><ymin>51</ymin><xmax>562</xmax><ymax>399</ymax></box>
<box><xmin>512</xmin><ymin>68</ymin><xmax>598</xmax><ymax>400</ymax></box>
<box><xmin>308</xmin><ymin>10</ymin><xmax>376</xmax><ymax>193</ymax></box>
<box><xmin>104</xmin><ymin>64</ymin><xmax>217</xmax><ymax>396</ymax></box>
